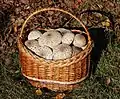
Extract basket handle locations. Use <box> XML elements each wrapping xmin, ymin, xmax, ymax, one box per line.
<box><xmin>19</xmin><ymin>8</ymin><xmax>91</xmax><ymax>42</ymax></box>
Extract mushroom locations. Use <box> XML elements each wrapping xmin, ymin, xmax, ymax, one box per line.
<box><xmin>38</xmin><ymin>29</ymin><xmax>62</xmax><ymax>48</ymax></box>
<box><xmin>53</xmin><ymin>44</ymin><xmax>72</xmax><ymax>60</ymax></box>
<box><xmin>81</xmin><ymin>44</ymin><xmax>88</xmax><ymax>50</ymax></box>
<box><xmin>56</xmin><ymin>28</ymin><xmax>75</xmax><ymax>45</ymax></box>
<box><xmin>35</xmin><ymin>46</ymin><xmax>53</xmax><ymax>60</ymax></box>
<box><xmin>72</xmin><ymin>46</ymin><xmax>82</xmax><ymax>56</ymax></box>
<box><xmin>56</xmin><ymin>28</ymin><xmax>71</xmax><ymax>35</ymax></box>
<box><xmin>73</xmin><ymin>34</ymin><xmax>87</xmax><ymax>48</ymax></box>
<box><xmin>62</xmin><ymin>31</ymin><xmax>74</xmax><ymax>45</ymax></box>
<box><xmin>25</xmin><ymin>40</ymin><xmax>39</xmax><ymax>51</ymax></box>
<box><xmin>25</xmin><ymin>40</ymin><xmax>53</xmax><ymax>59</ymax></box>
<box><xmin>28</xmin><ymin>30</ymin><xmax>42</xmax><ymax>40</ymax></box>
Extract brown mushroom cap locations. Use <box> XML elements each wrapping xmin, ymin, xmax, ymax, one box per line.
<box><xmin>28</xmin><ymin>30</ymin><xmax>42</xmax><ymax>40</ymax></box>
<box><xmin>53</xmin><ymin>44</ymin><xmax>72</xmax><ymax>60</ymax></box>
<box><xmin>72</xmin><ymin>46</ymin><xmax>82</xmax><ymax>56</ymax></box>
<box><xmin>38</xmin><ymin>29</ymin><xmax>62</xmax><ymax>48</ymax></box>
<box><xmin>73</xmin><ymin>34</ymin><xmax>87</xmax><ymax>48</ymax></box>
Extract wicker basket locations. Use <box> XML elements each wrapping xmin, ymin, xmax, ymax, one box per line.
<box><xmin>17</xmin><ymin>8</ymin><xmax>93</xmax><ymax>91</ymax></box>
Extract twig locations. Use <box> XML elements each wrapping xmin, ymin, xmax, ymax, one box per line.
<box><xmin>62</xmin><ymin>17</ymin><xmax>73</xmax><ymax>27</ymax></box>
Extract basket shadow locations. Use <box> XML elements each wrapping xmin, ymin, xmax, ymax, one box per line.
<box><xmin>88</xmin><ymin>28</ymin><xmax>109</xmax><ymax>74</ymax></box>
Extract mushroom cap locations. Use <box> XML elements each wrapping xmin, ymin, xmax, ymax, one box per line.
<box><xmin>53</xmin><ymin>44</ymin><xmax>72</xmax><ymax>60</ymax></box>
<box><xmin>35</xmin><ymin>46</ymin><xmax>53</xmax><ymax>60</ymax></box>
<box><xmin>25</xmin><ymin>40</ymin><xmax>53</xmax><ymax>59</ymax></box>
<box><xmin>25</xmin><ymin>40</ymin><xmax>39</xmax><ymax>50</ymax></box>
<box><xmin>38</xmin><ymin>29</ymin><xmax>62</xmax><ymax>48</ymax></box>
<box><xmin>28</xmin><ymin>30</ymin><xmax>42</xmax><ymax>40</ymax></box>
<box><xmin>45</xmin><ymin>29</ymin><xmax>55</xmax><ymax>32</ymax></box>
<box><xmin>81</xmin><ymin>44</ymin><xmax>87</xmax><ymax>50</ymax></box>
<box><xmin>62</xmin><ymin>31</ymin><xmax>74</xmax><ymax>45</ymax></box>
<box><xmin>72</xmin><ymin>46</ymin><xmax>82</xmax><ymax>56</ymax></box>
<box><xmin>73</xmin><ymin>34</ymin><xmax>87</xmax><ymax>48</ymax></box>
<box><xmin>56</xmin><ymin>28</ymin><xmax>71</xmax><ymax>35</ymax></box>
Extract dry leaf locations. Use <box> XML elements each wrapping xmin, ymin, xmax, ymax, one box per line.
<box><xmin>20</xmin><ymin>0</ymin><xmax>29</xmax><ymax>4</ymax></box>
<box><xmin>55</xmin><ymin>93</ymin><xmax>65</xmax><ymax>99</ymax></box>
<box><xmin>73</xmin><ymin>3</ymin><xmax>79</xmax><ymax>9</ymax></box>
<box><xmin>102</xmin><ymin>19</ymin><xmax>111</xmax><ymax>27</ymax></box>
<box><xmin>106</xmin><ymin>77</ymin><xmax>111</xmax><ymax>85</ymax></box>
<box><xmin>5</xmin><ymin>57</ymin><xmax>12</xmax><ymax>65</ymax></box>
<box><xmin>48</xmin><ymin>0</ymin><xmax>52</xmax><ymax>5</ymax></box>
<box><xmin>35</xmin><ymin>88</ymin><xmax>42</xmax><ymax>95</ymax></box>
<box><xmin>14</xmin><ymin>24</ymin><xmax>18</xmax><ymax>33</ymax></box>
<box><xmin>77</xmin><ymin>0</ymin><xmax>82</xmax><ymax>3</ymax></box>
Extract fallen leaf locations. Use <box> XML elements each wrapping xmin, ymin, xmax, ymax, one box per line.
<box><xmin>8</xmin><ymin>37</ymin><xmax>13</xmax><ymax>46</ymax></box>
<box><xmin>77</xmin><ymin>0</ymin><xmax>82</xmax><ymax>3</ymax></box>
<box><xmin>102</xmin><ymin>19</ymin><xmax>111</xmax><ymax>27</ymax></box>
<box><xmin>5</xmin><ymin>57</ymin><xmax>12</xmax><ymax>65</ymax></box>
<box><xmin>55</xmin><ymin>93</ymin><xmax>65</xmax><ymax>99</ymax></box>
<box><xmin>15</xmin><ymin>8</ymin><xmax>21</xmax><ymax>15</ymax></box>
<box><xmin>73</xmin><ymin>3</ymin><xmax>79</xmax><ymax>9</ymax></box>
<box><xmin>48</xmin><ymin>11</ymin><xmax>54</xmax><ymax>16</ymax></box>
<box><xmin>20</xmin><ymin>0</ymin><xmax>29</xmax><ymax>4</ymax></box>
<box><xmin>48</xmin><ymin>0</ymin><xmax>52</xmax><ymax>5</ymax></box>
<box><xmin>35</xmin><ymin>88</ymin><xmax>42</xmax><ymax>95</ymax></box>
<box><xmin>14</xmin><ymin>24</ymin><xmax>18</xmax><ymax>33</ymax></box>
<box><xmin>106</xmin><ymin>77</ymin><xmax>111</xmax><ymax>85</ymax></box>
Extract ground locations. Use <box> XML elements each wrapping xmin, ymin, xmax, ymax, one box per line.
<box><xmin>0</xmin><ymin>0</ymin><xmax>120</xmax><ymax>99</ymax></box>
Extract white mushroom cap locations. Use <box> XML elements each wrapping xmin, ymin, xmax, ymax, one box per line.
<box><xmin>73</xmin><ymin>34</ymin><xmax>87</xmax><ymax>48</ymax></box>
<box><xmin>72</xmin><ymin>46</ymin><xmax>82</xmax><ymax>56</ymax></box>
<box><xmin>45</xmin><ymin>29</ymin><xmax>55</xmax><ymax>32</ymax></box>
<box><xmin>25</xmin><ymin>40</ymin><xmax>53</xmax><ymax>59</ymax></box>
<box><xmin>56</xmin><ymin>28</ymin><xmax>75</xmax><ymax>45</ymax></box>
<box><xmin>62</xmin><ymin>31</ymin><xmax>74</xmax><ymax>45</ymax></box>
<box><xmin>35</xmin><ymin>46</ymin><xmax>53</xmax><ymax>60</ymax></box>
<box><xmin>81</xmin><ymin>44</ymin><xmax>87</xmax><ymax>50</ymax></box>
<box><xmin>28</xmin><ymin>30</ymin><xmax>42</xmax><ymax>40</ymax></box>
<box><xmin>25</xmin><ymin>40</ymin><xmax>39</xmax><ymax>50</ymax></box>
<box><xmin>56</xmin><ymin>28</ymin><xmax>71</xmax><ymax>35</ymax></box>
<box><xmin>53</xmin><ymin>44</ymin><xmax>72</xmax><ymax>60</ymax></box>
<box><xmin>38</xmin><ymin>30</ymin><xmax>62</xmax><ymax>48</ymax></box>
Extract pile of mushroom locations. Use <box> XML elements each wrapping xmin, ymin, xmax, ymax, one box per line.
<box><xmin>25</xmin><ymin>28</ymin><xmax>87</xmax><ymax>60</ymax></box>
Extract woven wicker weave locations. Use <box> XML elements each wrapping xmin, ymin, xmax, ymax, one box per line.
<box><xmin>17</xmin><ymin>8</ymin><xmax>93</xmax><ymax>91</ymax></box>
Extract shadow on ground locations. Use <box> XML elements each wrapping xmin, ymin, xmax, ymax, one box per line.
<box><xmin>89</xmin><ymin>28</ymin><xmax>114</xmax><ymax>74</ymax></box>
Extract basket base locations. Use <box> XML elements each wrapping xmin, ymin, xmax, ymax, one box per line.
<box><xmin>28</xmin><ymin>80</ymin><xmax>80</xmax><ymax>91</ymax></box>
<box><xmin>27</xmin><ymin>74</ymin><xmax>89</xmax><ymax>92</ymax></box>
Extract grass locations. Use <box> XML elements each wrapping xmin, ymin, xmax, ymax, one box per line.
<box><xmin>0</xmin><ymin>32</ymin><xmax>120</xmax><ymax>99</ymax></box>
